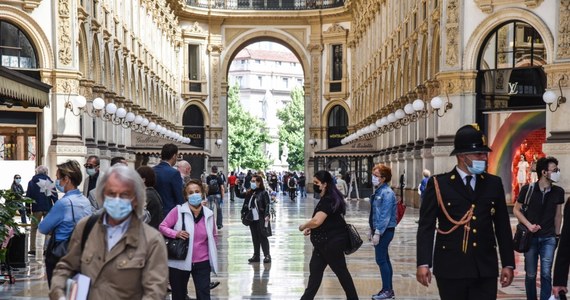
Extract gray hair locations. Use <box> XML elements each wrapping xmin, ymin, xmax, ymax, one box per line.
<box><xmin>95</xmin><ymin>165</ymin><xmax>146</xmax><ymax>218</ymax></box>
<box><xmin>36</xmin><ymin>165</ymin><xmax>48</xmax><ymax>174</ymax></box>
<box><xmin>423</xmin><ymin>169</ymin><xmax>431</xmax><ymax>177</ymax></box>
<box><xmin>176</xmin><ymin>160</ymin><xmax>190</xmax><ymax>169</ymax></box>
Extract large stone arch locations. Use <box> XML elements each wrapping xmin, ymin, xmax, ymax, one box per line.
<box><xmin>0</xmin><ymin>5</ymin><xmax>54</xmax><ymax>70</ymax></box>
<box><xmin>180</xmin><ymin>100</ymin><xmax>211</xmax><ymax>126</ymax></box>
<box><xmin>221</xmin><ymin>28</ymin><xmax>311</xmax><ymax>89</ymax></box>
<box><xmin>322</xmin><ymin>100</ymin><xmax>350</xmax><ymax>128</ymax></box>
<box><xmin>464</xmin><ymin>7</ymin><xmax>554</xmax><ymax>70</ymax></box>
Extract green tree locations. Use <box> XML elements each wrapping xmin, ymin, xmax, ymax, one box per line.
<box><xmin>228</xmin><ymin>83</ymin><xmax>271</xmax><ymax>170</ymax></box>
<box><xmin>277</xmin><ymin>86</ymin><xmax>305</xmax><ymax>170</ymax></box>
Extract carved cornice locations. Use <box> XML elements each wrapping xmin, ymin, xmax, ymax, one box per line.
<box><xmin>435</xmin><ymin>71</ymin><xmax>478</xmax><ymax>94</ymax></box>
<box><xmin>474</xmin><ymin>0</ymin><xmax>544</xmax><ymax>13</ymax></box>
<box><xmin>543</xmin><ymin>64</ymin><xmax>570</xmax><ymax>89</ymax></box>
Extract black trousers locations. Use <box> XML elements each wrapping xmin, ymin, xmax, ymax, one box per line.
<box><xmin>436</xmin><ymin>276</ymin><xmax>498</xmax><ymax>300</ymax></box>
<box><xmin>249</xmin><ymin>220</ymin><xmax>270</xmax><ymax>257</ymax></box>
<box><xmin>300</xmin><ymin>242</ymin><xmax>358</xmax><ymax>300</ymax></box>
<box><xmin>169</xmin><ymin>261</ymin><xmax>211</xmax><ymax>300</ymax></box>
<box><xmin>45</xmin><ymin>256</ymin><xmax>57</xmax><ymax>288</ymax></box>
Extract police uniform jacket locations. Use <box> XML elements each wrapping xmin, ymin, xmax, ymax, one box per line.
<box><xmin>417</xmin><ymin>168</ymin><xmax>515</xmax><ymax>279</ymax></box>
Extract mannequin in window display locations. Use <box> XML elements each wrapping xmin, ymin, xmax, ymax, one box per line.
<box><xmin>530</xmin><ymin>154</ymin><xmax>539</xmax><ymax>183</ymax></box>
<box><xmin>517</xmin><ymin>154</ymin><xmax>529</xmax><ymax>191</ymax></box>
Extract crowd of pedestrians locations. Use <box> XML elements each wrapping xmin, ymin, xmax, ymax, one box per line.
<box><xmin>5</xmin><ymin>124</ymin><xmax>570</xmax><ymax>300</ymax></box>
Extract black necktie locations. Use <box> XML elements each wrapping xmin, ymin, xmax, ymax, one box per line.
<box><xmin>465</xmin><ymin>175</ymin><xmax>475</xmax><ymax>197</ymax></box>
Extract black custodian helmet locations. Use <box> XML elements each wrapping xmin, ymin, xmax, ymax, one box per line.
<box><xmin>450</xmin><ymin>124</ymin><xmax>492</xmax><ymax>155</ymax></box>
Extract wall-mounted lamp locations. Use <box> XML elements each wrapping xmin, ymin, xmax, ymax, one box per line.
<box><xmin>430</xmin><ymin>82</ymin><xmax>454</xmax><ymax>117</ymax></box>
<box><xmin>214</xmin><ymin>133</ymin><xmax>223</xmax><ymax>148</ymax></box>
<box><xmin>543</xmin><ymin>74</ymin><xmax>568</xmax><ymax>112</ymax></box>
<box><xmin>308</xmin><ymin>138</ymin><xmax>317</xmax><ymax>148</ymax></box>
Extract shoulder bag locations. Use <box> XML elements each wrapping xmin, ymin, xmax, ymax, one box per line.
<box><xmin>344</xmin><ymin>222</ymin><xmax>363</xmax><ymax>255</ymax></box>
<box><xmin>241</xmin><ymin>193</ymin><xmax>255</xmax><ymax>226</ymax></box>
<box><xmin>45</xmin><ymin>200</ymin><xmax>75</xmax><ymax>260</ymax></box>
<box><xmin>164</xmin><ymin>211</ymin><xmax>189</xmax><ymax>260</ymax></box>
<box><xmin>513</xmin><ymin>183</ymin><xmax>535</xmax><ymax>253</ymax></box>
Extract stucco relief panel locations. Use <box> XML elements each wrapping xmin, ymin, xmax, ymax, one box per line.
<box><xmin>445</xmin><ymin>0</ymin><xmax>459</xmax><ymax>67</ymax></box>
<box><xmin>58</xmin><ymin>0</ymin><xmax>72</xmax><ymax>65</ymax></box>
<box><xmin>558</xmin><ymin>0</ymin><xmax>570</xmax><ymax>59</ymax></box>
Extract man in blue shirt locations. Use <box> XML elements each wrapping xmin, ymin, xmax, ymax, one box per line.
<box><xmin>153</xmin><ymin>143</ymin><xmax>183</xmax><ymax>217</ymax></box>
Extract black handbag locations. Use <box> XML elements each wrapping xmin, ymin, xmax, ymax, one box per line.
<box><xmin>344</xmin><ymin>223</ymin><xmax>363</xmax><ymax>255</ymax></box>
<box><xmin>165</xmin><ymin>212</ymin><xmax>189</xmax><ymax>260</ymax></box>
<box><xmin>45</xmin><ymin>200</ymin><xmax>75</xmax><ymax>261</ymax></box>
<box><xmin>513</xmin><ymin>183</ymin><xmax>535</xmax><ymax>253</ymax></box>
<box><xmin>241</xmin><ymin>208</ymin><xmax>254</xmax><ymax>226</ymax></box>
<box><xmin>261</xmin><ymin>219</ymin><xmax>272</xmax><ymax>237</ymax></box>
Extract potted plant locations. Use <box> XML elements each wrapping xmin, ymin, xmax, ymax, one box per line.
<box><xmin>0</xmin><ymin>189</ymin><xmax>33</xmax><ymax>265</ymax></box>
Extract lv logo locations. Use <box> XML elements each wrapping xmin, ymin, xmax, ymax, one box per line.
<box><xmin>508</xmin><ymin>82</ymin><xmax>519</xmax><ymax>95</ymax></box>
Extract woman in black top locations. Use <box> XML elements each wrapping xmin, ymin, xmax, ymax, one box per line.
<box><xmin>298</xmin><ymin>170</ymin><xmax>358</xmax><ymax>300</ymax></box>
<box><xmin>11</xmin><ymin>173</ymin><xmax>27</xmax><ymax>223</ymax></box>
<box><xmin>136</xmin><ymin>166</ymin><xmax>164</xmax><ymax>229</ymax></box>
<box><xmin>237</xmin><ymin>174</ymin><xmax>272</xmax><ymax>263</ymax></box>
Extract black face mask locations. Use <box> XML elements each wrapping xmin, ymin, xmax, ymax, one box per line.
<box><xmin>314</xmin><ymin>184</ymin><xmax>321</xmax><ymax>194</ymax></box>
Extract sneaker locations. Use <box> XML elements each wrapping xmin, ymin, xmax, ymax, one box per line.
<box><xmin>263</xmin><ymin>255</ymin><xmax>271</xmax><ymax>263</ymax></box>
<box><xmin>372</xmin><ymin>290</ymin><xmax>395</xmax><ymax>300</ymax></box>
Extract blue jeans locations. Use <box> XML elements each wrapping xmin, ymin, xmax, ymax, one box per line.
<box><xmin>207</xmin><ymin>194</ymin><xmax>223</xmax><ymax>228</ymax></box>
<box><xmin>524</xmin><ymin>236</ymin><xmax>556</xmax><ymax>300</ymax></box>
<box><xmin>299</xmin><ymin>186</ymin><xmax>306</xmax><ymax>197</ymax></box>
<box><xmin>374</xmin><ymin>228</ymin><xmax>395</xmax><ymax>291</ymax></box>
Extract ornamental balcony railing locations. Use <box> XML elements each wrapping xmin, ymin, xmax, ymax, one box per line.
<box><xmin>186</xmin><ymin>0</ymin><xmax>345</xmax><ymax>10</ymax></box>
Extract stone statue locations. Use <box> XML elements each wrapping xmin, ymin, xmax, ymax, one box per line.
<box><xmin>281</xmin><ymin>143</ymin><xmax>289</xmax><ymax>162</ymax></box>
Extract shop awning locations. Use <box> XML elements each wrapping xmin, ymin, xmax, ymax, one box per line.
<box><xmin>314</xmin><ymin>140</ymin><xmax>379</xmax><ymax>157</ymax></box>
<box><xmin>0</xmin><ymin>66</ymin><xmax>51</xmax><ymax>107</ymax></box>
<box><xmin>131</xmin><ymin>131</ymin><xmax>207</xmax><ymax>156</ymax></box>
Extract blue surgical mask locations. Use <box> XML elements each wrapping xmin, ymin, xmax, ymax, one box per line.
<box><xmin>86</xmin><ymin>168</ymin><xmax>96</xmax><ymax>177</ymax></box>
<box><xmin>549</xmin><ymin>170</ymin><xmax>561</xmax><ymax>183</ymax></box>
<box><xmin>250</xmin><ymin>182</ymin><xmax>257</xmax><ymax>190</ymax></box>
<box><xmin>372</xmin><ymin>176</ymin><xmax>380</xmax><ymax>187</ymax></box>
<box><xmin>15</xmin><ymin>179</ymin><xmax>21</xmax><ymax>184</ymax></box>
<box><xmin>55</xmin><ymin>179</ymin><xmax>65</xmax><ymax>193</ymax></box>
<box><xmin>466</xmin><ymin>157</ymin><xmax>487</xmax><ymax>175</ymax></box>
<box><xmin>104</xmin><ymin>197</ymin><xmax>133</xmax><ymax>220</ymax></box>
<box><xmin>188</xmin><ymin>193</ymin><xmax>203</xmax><ymax>207</ymax></box>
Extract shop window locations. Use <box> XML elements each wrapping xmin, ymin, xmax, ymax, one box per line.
<box><xmin>0</xmin><ymin>21</ymin><xmax>38</xmax><ymax>69</ymax></box>
<box><xmin>183</xmin><ymin>105</ymin><xmax>204</xmax><ymax>148</ymax></box>
<box><xmin>327</xmin><ymin>105</ymin><xmax>348</xmax><ymax>148</ymax></box>
<box><xmin>188</xmin><ymin>44</ymin><xmax>201</xmax><ymax>92</ymax></box>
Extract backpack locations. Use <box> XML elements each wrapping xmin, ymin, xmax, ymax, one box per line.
<box><xmin>288</xmin><ymin>177</ymin><xmax>296</xmax><ymax>188</ymax></box>
<box><xmin>208</xmin><ymin>176</ymin><xmax>220</xmax><ymax>194</ymax></box>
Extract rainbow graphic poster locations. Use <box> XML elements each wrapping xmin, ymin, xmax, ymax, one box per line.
<box><xmin>487</xmin><ymin>111</ymin><xmax>545</xmax><ymax>202</ymax></box>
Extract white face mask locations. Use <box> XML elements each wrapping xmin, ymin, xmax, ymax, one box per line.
<box><xmin>549</xmin><ymin>170</ymin><xmax>561</xmax><ymax>183</ymax></box>
<box><xmin>372</xmin><ymin>175</ymin><xmax>380</xmax><ymax>186</ymax></box>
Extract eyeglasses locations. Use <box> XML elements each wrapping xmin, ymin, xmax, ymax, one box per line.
<box><xmin>84</xmin><ymin>164</ymin><xmax>98</xmax><ymax>168</ymax></box>
<box><xmin>15</xmin><ymin>177</ymin><xmax>21</xmax><ymax>179</ymax></box>
<box><xmin>550</xmin><ymin>168</ymin><xmax>561</xmax><ymax>172</ymax></box>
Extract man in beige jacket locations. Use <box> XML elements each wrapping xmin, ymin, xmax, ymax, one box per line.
<box><xmin>50</xmin><ymin>165</ymin><xmax>168</xmax><ymax>299</ymax></box>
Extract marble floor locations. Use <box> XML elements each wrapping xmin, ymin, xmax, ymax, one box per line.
<box><xmin>0</xmin><ymin>192</ymin><xmax>556</xmax><ymax>299</ymax></box>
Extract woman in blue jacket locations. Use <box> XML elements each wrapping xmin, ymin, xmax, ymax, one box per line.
<box><xmin>369</xmin><ymin>164</ymin><xmax>397</xmax><ymax>300</ymax></box>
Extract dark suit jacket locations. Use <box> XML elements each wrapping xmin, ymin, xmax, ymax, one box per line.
<box><xmin>153</xmin><ymin>161</ymin><xmax>183</xmax><ymax>215</ymax></box>
<box><xmin>417</xmin><ymin>168</ymin><xmax>515</xmax><ymax>279</ymax></box>
<box><xmin>553</xmin><ymin>200</ymin><xmax>570</xmax><ymax>287</ymax></box>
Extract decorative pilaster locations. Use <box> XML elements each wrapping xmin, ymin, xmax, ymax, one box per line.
<box><xmin>307</xmin><ymin>43</ymin><xmax>323</xmax><ymax>127</ymax></box>
<box><xmin>445</xmin><ymin>0</ymin><xmax>459</xmax><ymax>67</ymax></box>
<box><xmin>558</xmin><ymin>0</ymin><xmax>570</xmax><ymax>59</ymax></box>
<box><xmin>57</xmin><ymin>0</ymin><xmax>72</xmax><ymax>66</ymax></box>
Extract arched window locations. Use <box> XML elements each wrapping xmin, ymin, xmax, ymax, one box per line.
<box><xmin>327</xmin><ymin>105</ymin><xmax>348</xmax><ymax>148</ymax></box>
<box><xmin>183</xmin><ymin>105</ymin><xmax>204</xmax><ymax>148</ymax></box>
<box><xmin>476</xmin><ymin>21</ymin><xmax>546</xmax><ymax>112</ymax></box>
<box><xmin>0</xmin><ymin>21</ymin><xmax>38</xmax><ymax>69</ymax></box>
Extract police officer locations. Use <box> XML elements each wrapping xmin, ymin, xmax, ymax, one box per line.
<box><xmin>416</xmin><ymin>124</ymin><xmax>515</xmax><ymax>300</ymax></box>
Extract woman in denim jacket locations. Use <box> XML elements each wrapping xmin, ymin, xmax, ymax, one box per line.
<box><xmin>369</xmin><ymin>164</ymin><xmax>397</xmax><ymax>300</ymax></box>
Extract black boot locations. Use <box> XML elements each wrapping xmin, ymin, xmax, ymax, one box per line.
<box><xmin>263</xmin><ymin>255</ymin><xmax>271</xmax><ymax>263</ymax></box>
<box><xmin>248</xmin><ymin>255</ymin><xmax>260</xmax><ymax>263</ymax></box>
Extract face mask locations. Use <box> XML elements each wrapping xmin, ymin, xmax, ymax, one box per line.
<box><xmin>465</xmin><ymin>157</ymin><xmax>487</xmax><ymax>175</ymax></box>
<box><xmin>549</xmin><ymin>170</ymin><xmax>561</xmax><ymax>183</ymax></box>
<box><xmin>104</xmin><ymin>197</ymin><xmax>133</xmax><ymax>220</ymax></box>
<box><xmin>372</xmin><ymin>176</ymin><xmax>380</xmax><ymax>186</ymax></box>
<box><xmin>314</xmin><ymin>184</ymin><xmax>321</xmax><ymax>194</ymax></box>
<box><xmin>188</xmin><ymin>193</ymin><xmax>203</xmax><ymax>207</ymax></box>
<box><xmin>86</xmin><ymin>168</ymin><xmax>96</xmax><ymax>177</ymax></box>
<box><xmin>15</xmin><ymin>179</ymin><xmax>21</xmax><ymax>184</ymax></box>
<box><xmin>250</xmin><ymin>182</ymin><xmax>257</xmax><ymax>190</ymax></box>
<box><xmin>55</xmin><ymin>179</ymin><xmax>65</xmax><ymax>193</ymax></box>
